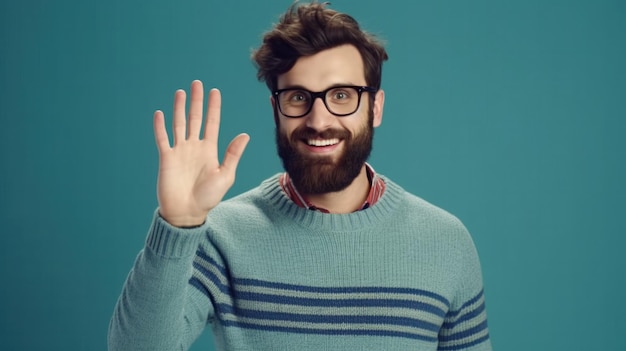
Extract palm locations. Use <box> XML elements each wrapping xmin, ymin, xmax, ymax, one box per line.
<box><xmin>153</xmin><ymin>80</ymin><xmax>249</xmax><ymax>227</ymax></box>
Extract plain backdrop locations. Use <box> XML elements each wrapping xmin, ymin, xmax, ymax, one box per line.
<box><xmin>1</xmin><ymin>0</ymin><xmax>624</xmax><ymax>350</ymax></box>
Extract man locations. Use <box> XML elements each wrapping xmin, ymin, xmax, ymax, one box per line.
<box><xmin>109</xmin><ymin>2</ymin><xmax>491</xmax><ymax>350</ymax></box>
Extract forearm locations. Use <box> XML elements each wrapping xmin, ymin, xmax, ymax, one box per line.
<box><xmin>108</xmin><ymin>211</ymin><xmax>209</xmax><ymax>351</ymax></box>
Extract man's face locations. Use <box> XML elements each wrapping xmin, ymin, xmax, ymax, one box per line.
<box><xmin>273</xmin><ymin>44</ymin><xmax>384</xmax><ymax>195</ymax></box>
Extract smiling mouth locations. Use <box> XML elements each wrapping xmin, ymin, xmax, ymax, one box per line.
<box><xmin>306</xmin><ymin>138</ymin><xmax>340</xmax><ymax>147</ymax></box>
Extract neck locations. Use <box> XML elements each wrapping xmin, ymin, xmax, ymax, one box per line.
<box><xmin>302</xmin><ymin>165</ymin><xmax>370</xmax><ymax>214</ymax></box>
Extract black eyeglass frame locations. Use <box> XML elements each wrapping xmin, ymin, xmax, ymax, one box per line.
<box><xmin>272</xmin><ymin>85</ymin><xmax>378</xmax><ymax>118</ymax></box>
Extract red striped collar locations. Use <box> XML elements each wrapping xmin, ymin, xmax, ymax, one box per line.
<box><xmin>279</xmin><ymin>163</ymin><xmax>386</xmax><ymax>213</ymax></box>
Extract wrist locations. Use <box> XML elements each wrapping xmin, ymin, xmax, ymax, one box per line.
<box><xmin>157</xmin><ymin>210</ymin><xmax>206</xmax><ymax>228</ymax></box>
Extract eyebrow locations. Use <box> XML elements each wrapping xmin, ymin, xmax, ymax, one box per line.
<box><xmin>278</xmin><ymin>82</ymin><xmax>360</xmax><ymax>91</ymax></box>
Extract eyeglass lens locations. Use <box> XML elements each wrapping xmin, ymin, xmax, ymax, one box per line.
<box><xmin>277</xmin><ymin>86</ymin><xmax>363</xmax><ymax>117</ymax></box>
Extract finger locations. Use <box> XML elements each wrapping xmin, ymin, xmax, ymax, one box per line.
<box><xmin>187</xmin><ymin>80</ymin><xmax>204</xmax><ymax>140</ymax></box>
<box><xmin>153</xmin><ymin>110</ymin><xmax>171</xmax><ymax>152</ymax></box>
<box><xmin>172</xmin><ymin>89</ymin><xmax>187</xmax><ymax>146</ymax></box>
<box><xmin>203</xmin><ymin>88</ymin><xmax>221</xmax><ymax>143</ymax></box>
<box><xmin>221</xmin><ymin>133</ymin><xmax>250</xmax><ymax>174</ymax></box>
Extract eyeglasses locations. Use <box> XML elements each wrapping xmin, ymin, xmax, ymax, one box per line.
<box><xmin>273</xmin><ymin>85</ymin><xmax>377</xmax><ymax>118</ymax></box>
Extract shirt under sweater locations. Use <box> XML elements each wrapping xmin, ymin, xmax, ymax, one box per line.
<box><xmin>279</xmin><ymin>163</ymin><xmax>386</xmax><ymax>212</ymax></box>
<box><xmin>108</xmin><ymin>174</ymin><xmax>491</xmax><ymax>351</ymax></box>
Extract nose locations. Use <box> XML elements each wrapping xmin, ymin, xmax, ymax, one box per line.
<box><xmin>305</xmin><ymin>97</ymin><xmax>334</xmax><ymax>131</ymax></box>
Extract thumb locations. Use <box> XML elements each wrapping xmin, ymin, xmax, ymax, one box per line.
<box><xmin>221</xmin><ymin>133</ymin><xmax>250</xmax><ymax>173</ymax></box>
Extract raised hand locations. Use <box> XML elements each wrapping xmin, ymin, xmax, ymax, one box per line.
<box><xmin>153</xmin><ymin>80</ymin><xmax>250</xmax><ymax>227</ymax></box>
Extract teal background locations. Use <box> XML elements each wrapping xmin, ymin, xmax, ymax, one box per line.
<box><xmin>1</xmin><ymin>0</ymin><xmax>624</xmax><ymax>350</ymax></box>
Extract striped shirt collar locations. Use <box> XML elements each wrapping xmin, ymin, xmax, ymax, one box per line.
<box><xmin>279</xmin><ymin>163</ymin><xmax>386</xmax><ymax>213</ymax></box>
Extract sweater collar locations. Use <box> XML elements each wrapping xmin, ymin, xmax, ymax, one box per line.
<box><xmin>262</xmin><ymin>172</ymin><xmax>403</xmax><ymax>232</ymax></box>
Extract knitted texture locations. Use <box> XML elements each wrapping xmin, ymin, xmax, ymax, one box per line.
<box><xmin>109</xmin><ymin>174</ymin><xmax>491</xmax><ymax>351</ymax></box>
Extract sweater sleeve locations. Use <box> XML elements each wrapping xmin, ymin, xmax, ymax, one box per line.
<box><xmin>437</xmin><ymin>225</ymin><xmax>492</xmax><ymax>351</ymax></box>
<box><xmin>108</xmin><ymin>211</ymin><xmax>214</xmax><ymax>351</ymax></box>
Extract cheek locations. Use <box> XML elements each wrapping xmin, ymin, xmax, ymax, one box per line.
<box><xmin>344</xmin><ymin>114</ymin><xmax>370</xmax><ymax>135</ymax></box>
<box><xmin>278</xmin><ymin>118</ymin><xmax>302</xmax><ymax>135</ymax></box>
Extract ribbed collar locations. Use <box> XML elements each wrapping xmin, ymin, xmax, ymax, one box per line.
<box><xmin>261</xmin><ymin>173</ymin><xmax>404</xmax><ymax>232</ymax></box>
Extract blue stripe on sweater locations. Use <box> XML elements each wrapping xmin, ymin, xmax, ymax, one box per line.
<box><xmin>216</xmin><ymin>303</ymin><xmax>441</xmax><ymax>332</ymax></box>
<box><xmin>193</xmin><ymin>249</ymin><xmax>449</xmax><ymax>312</ymax></box>
<box><xmin>438</xmin><ymin>333</ymin><xmax>491</xmax><ymax>351</ymax></box>
<box><xmin>233</xmin><ymin>290</ymin><xmax>446</xmax><ymax>317</ymax></box>
<box><xmin>190</xmin><ymin>270</ymin><xmax>447</xmax><ymax>321</ymax></box>
<box><xmin>441</xmin><ymin>299</ymin><xmax>486</xmax><ymax>330</ymax></box>
<box><xmin>189</xmin><ymin>248</ymin><xmax>491</xmax><ymax>343</ymax></box>
<box><xmin>191</xmin><ymin>261</ymin><xmax>231</xmax><ymax>295</ymax></box>
<box><xmin>220</xmin><ymin>320</ymin><xmax>439</xmax><ymax>342</ymax></box>
<box><xmin>443</xmin><ymin>289</ymin><xmax>484</xmax><ymax>319</ymax></box>
<box><xmin>196</xmin><ymin>250</ymin><xmax>229</xmax><ymax>279</ymax></box>
<box><xmin>439</xmin><ymin>319</ymin><xmax>488</xmax><ymax>342</ymax></box>
<box><xmin>234</xmin><ymin>277</ymin><xmax>450</xmax><ymax>306</ymax></box>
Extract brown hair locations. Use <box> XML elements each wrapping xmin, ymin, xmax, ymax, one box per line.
<box><xmin>252</xmin><ymin>1</ymin><xmax>388</xmax><ymax>93</ymax></box>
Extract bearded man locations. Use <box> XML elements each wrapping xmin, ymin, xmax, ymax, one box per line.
<box><xmin>109</xmin><ymin>2</ymin><xmax>492</xmax><ymax>351</ymax></box>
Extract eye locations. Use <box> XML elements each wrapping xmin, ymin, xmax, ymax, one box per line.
<box><xmin>328</xmin><ymin>88</ymin><xmax>354</xmax><ymax>103</ymax></box>
<box><xmin>335</xmin><ymin>91</ymin><xmax>348</xmax><ymax>100</ymax></box>
<box><xmin>286</xmin><ymin>90</ymin><xmax>309</xmax><ymax>103</ymax></box>
<box><xmin>333</xmin><ymin>90</ymin><xmax>349</xmax><ymax>99</ymax></box>
<box><xmin>293</xmin><ymin>94</ymin><xmax>306</xmax><ymax>101</ymax></box>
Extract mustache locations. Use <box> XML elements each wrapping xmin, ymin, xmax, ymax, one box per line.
<box><xmin>290</xmin><ymin>126</ymin><xmax>351</xmax><ymax>141</ymax></box>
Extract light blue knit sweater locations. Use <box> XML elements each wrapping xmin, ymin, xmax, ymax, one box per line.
<box><xmin>109</xmin><ymin>174</ymin><xmax>491</xmax><ymax>350</ymax></box>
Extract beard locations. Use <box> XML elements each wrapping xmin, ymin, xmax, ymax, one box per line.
<box><xmin>276</xmin><ymin>112</ymin><xmax>374</xmax><ymax>195</ymax></box>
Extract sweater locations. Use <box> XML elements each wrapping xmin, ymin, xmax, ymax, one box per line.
<box><xmin>108</xmin><ymin>174</ymin><xmax>491</xmax><ymax>351</ymax></box>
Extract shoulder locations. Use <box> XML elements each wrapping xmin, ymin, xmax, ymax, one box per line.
<box><xmin>380</xmin><ymin>175</ymin><xmax>475</xmax><ymax>248</ymax></box>
<box><xmin>381</xmin><ymin>176</ymin><xmax>485</xmax><ymax>289</ymax></box>
<box><xmin>382</xmin><ymin>176</ymin><xmax>466</xmax><ymax>228</ymax></box>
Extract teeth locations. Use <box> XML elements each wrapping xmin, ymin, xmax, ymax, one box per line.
<box><xmin>307</xmin><ymin>138</ymin><xmax>339</xmax><ymax>147</ymax></box>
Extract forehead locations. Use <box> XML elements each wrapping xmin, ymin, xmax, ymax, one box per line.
<box><xmin>277</xmin><ymin>44</ymin><xmax>366</xmax><ymax>91</ymax></box>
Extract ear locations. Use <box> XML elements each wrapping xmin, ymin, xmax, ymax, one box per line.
<box><xmin>372</xmin><ymin>89</ymin><xmax>384</xmax><ymax>128</ymax></box>
<box><xmin>270</xmin><ymin>95</ymin><xmax>279</xmax><ymax>125</ymax></box>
